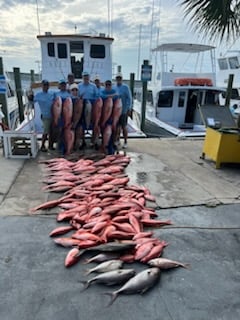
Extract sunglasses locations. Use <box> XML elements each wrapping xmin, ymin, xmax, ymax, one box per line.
<box><xmin>71</xmin><ymin>88</ymin><xmax>78</xmax><ymax>91</ymax></box>
<box><xmin>105</xmin><ymin>83</ymin><xmax>112</xmax><ymax>86</ymax></box>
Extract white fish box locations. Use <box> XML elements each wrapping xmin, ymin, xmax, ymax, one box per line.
<box><xmin>2</xmin><ymin>131</ymin><xmax>39</xmax><ymax>159</ymax></box>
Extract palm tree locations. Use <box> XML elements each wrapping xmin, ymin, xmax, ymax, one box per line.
<box><xmin>179</xmin><ymin>0</ymin><xmax>240</xmax><ymax>42</ymax></box>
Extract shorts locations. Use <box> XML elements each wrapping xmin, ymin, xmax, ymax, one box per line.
<box><xmin>42</xmin><ymin>118</ymin><xmax>52</xmax><ymax>134</ymax></box>
<box><xmin>76</xmin><ymin>99</ymin><xmax>95</xmax><ymax>129</ymax></box>
<box><xmin>118</xmin><ymin>113</ymin><xmax>128</xmax><ymax>127</ymax></box>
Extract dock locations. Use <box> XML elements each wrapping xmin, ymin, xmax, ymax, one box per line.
<box><xmin>0</xmin><ymin>137</ymin><xmax>239</xmax><ymax>320</ymax></box>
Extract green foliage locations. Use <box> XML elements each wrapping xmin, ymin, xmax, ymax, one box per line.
<box><xmin>178</xmin><ymin>0</ymin><xmax>240</xmax><ymax>42</ymax></box>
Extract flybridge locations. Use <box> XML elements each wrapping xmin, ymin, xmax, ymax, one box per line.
<box><xmin>37</xmin><ymin>33</ymin><xmax>114</xmax><ymax>82</ymax></box>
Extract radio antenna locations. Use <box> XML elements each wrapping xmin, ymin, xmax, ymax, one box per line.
<box><xmin>36</xmin><ymin>0</ymin><xmax>41</xmax><ymax>35</ymax></box>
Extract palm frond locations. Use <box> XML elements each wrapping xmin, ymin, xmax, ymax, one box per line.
<box><xmin>178</xmin><ymin>0</ymin><xmax>240</xmax><ymax>42</ymax></box>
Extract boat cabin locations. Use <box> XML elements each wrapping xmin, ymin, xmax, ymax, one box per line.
<box><xmin>134</xmin><ymin>43</ymin><xmax>227</xmax><ymax>136</ymax></box>
<box><xmin>217</xmin><ymin>54</ymin><xmax>240</xmax><ymax>110</ymax></box>
<box><xmin>37</xmin><ymin>32</ymin><xmax>114</xmax><ymax>82</ymax></box>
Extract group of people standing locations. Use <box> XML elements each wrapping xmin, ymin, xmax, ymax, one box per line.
<box><xmin>33</xmin><ymin>71</ymin><xmax>132</xmax><ymax>155</ymax></box>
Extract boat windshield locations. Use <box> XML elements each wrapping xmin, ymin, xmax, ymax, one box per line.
<box><xmin>157</xmin><ymin>90</ymin><xmax>173</xmax><ymax>108</ymax></box>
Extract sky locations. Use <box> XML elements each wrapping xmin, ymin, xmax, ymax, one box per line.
<box><xmin>0</xmin><ymin>0</ymin><xmax>238</xmax><ymax>79</ymax></box>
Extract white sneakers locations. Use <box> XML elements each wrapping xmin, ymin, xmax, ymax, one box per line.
<box><xmin>122</xmin><ymin>142</ymin><xmax>128</xmax><ymax>149</ymax></box>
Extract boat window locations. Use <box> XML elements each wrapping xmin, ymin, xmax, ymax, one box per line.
<box><xmin>205</xmin><ymin>91</ymin><xmax>217</xmax><ymax>105</ymax></box>
<box><xmin>178</xmin><ymin>91</ymin><xmax>185</xmax><ymax>107</ymax></box>
<box><xmin>135</xmin><ymin>89</ymin><xmax>142</xmax><ymax>102</ymax></box>
<box><xmin>57</xmin><ymin>43</ymin><xmax>67</xmax><ymax>59</ymax></box>
<box><xmin>228</xmin><ymin>57</ymin><xmax>240</xmax><ymax>69</ymax></box>
<box><xmin>157</xmin><ymin>91</ymin><xmax>173</xmax><ymax>108</ymax></box>
<box><xmin>147</xmin><ymin>90</ymin><xmax>153</xmax><ymax>104</ymax></box>
<box><xmin>70</xmin><ymin>41</ymin><xmax>84</xmax><ymax>78</ymax></box>
<box><xmin>7</xmin><ymin>83</ymin><xmax>14</xmax><ymax>98</ymax></box>
<box><xmin>70</xmin><ymin>41</ymin><xmax>84</xmax><ymax>53</ymax></box>
<box><xmin>221</xmin><ymin>89</ymin><xmax>240</xmax><ymax>100</ymax></box>
<box><xmin>90</xmin><ymin>44</ymin><xmax>105</xmax><ymax>58</ymax></box>
<box><xmin>218</xmin><ymin>58</ymin><xmax>228</xmax><ymax>70</ymax></box>
<box><xmin>47</xmin><ymin>42</ymin><xmax>55</xmax><ymax>57</ymax></box>
<box><xmin>231</xmin><ymin>89</ymin><xmax>240</xmax><ymax>99</ymax></box>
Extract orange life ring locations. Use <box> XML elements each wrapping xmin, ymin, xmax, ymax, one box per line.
<box><xmin>174</xmin><ymin>78</ymin><xmax>213</xmax><ymax>86</ymax></box>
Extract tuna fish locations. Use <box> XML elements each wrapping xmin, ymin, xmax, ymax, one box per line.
<box><xmin>104</xmin><ymin>267</ymin><xmax>161</xmax><ymax>305</ymax></box>
<box><xmin>86</xmin><ymin>241</ymin><xmax>136</xmax><ymax>253</ymax></box>
<box><xmin>83</xmin><ymin>252</ymin><xmax>121</xmax><ymax>264</ymax></box>
<box><xmin>147</xmin><ymin>257</ymin><xmax>190</xmax><ymax>269</ymax></box>
<box><xmin>81</xmin><ymin>269</ymin><xmax>136</xmax><ymax>289</ymax></box>
<box><xmin>84</xmin><ymin>100</ymin><xmax>92</xmax><ymax>130</ymax></box>
<box><xmin>85</xmin><ymin>259</ymin><xmax>123</xmax><ymax>275</ymax></box>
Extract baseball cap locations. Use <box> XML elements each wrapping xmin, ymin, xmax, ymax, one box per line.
<box><xmin>82</xmin><ymin>71</ymin><xmax>90</xmax><ymax>77</ymax></box>
<box><xmin>59</xmin><ymin>79</ymin><xmax>67</xmax><ymax>84</ymax></box>
<box><xmin>41</xmin><ymin>79</ymin><xmax>49</xmax><ymax>85</ymax></box>
<box><xmin>69</xmin><ymin>83</ymin><xmax>78</xmax><ymax>91</ymax></box>
<box><xmin>116</xmin><ymin>72</ymin><xmax>123</xmax><ymax>78</ymax></box>
<box><xmin>93</xmin><ymin>74</ymin><xmax>100</xmax><ymax>81</ymax></box>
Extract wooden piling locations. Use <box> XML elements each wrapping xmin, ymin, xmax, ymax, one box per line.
<box><xmin>224</xmin><ymin>74</ymin><xmax>234</xmax><ymax>108</ymax></box>
<box><xmin>0</xmin><ymin>57</ymin><xmax>9</xmax><ymax>128</ymax></box>
<box><xmin>140</xmin><ymin>60</ymin><xmax>149</xmax><ymax>132</ymax></box>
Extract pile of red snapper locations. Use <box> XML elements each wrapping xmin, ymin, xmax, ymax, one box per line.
<box><xmin>31</xmin><ymin>153</ymin><xmax>189</xmax><ymax>304</ymax></box>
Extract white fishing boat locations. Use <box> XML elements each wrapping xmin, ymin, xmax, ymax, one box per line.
<box><xmin>19</xmin><ymin>32</ymin><xmax>144</xmax><ymax>138</ymax></box>
<box><xmin>133</xmin><ymin>43</ymin><xmax>229</xmax><ymax>137</ymax></box>
<box><xmin>217</xmin><ymin>51</ymin><xmax>240</xmax><ymax>118</ymax></box>
<box><xmin>0</xmin><ymin>73</ymin><xmax>21</xmax><ymax>130</ymax></box>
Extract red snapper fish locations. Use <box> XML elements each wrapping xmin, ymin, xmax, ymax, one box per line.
<box><xmin>72</xmin><ymin>98</ymin><xmax>83</xmax><ymax>129</ymax></box>
<box><xmin>53</xmin><ymin>237</ymin><xmax>82</xmax><ymax>247</ymax></box>
<box><xmin>91</xmin><ymin>97</ymin><xmax>103</xmax><ymax>144</ymax></box>
<box><xmin>102</xmin><ymin>124</ymin><xmax>112</xmax><ymax>152</ymax></box>
<box><xmin>62</xmin><ymin>97</ymin><xmax>74</xmax><ymax>155</ymax></box>
<box><xmin>52</xmin><ymin>96</ymin><xmax>62</xmax><ymax>126</ymax></box>
<box><xmin>100</xmin><ymin>97</ymin><xmax>113</xmax><ymax>129</ymax></box>
<box><xmin>30</xmin><ymin>194</ymin><xmax>72</xmax><ymax>212</ymax></box>
<box><xmin>111</xmin><ymin>98</ymin><xmax>122</xmax><ymax>142</ymax></box>
<box><xmin>65</xmin><ymin>247</ymin><xmax>81</xmax><ymax>267</ymax></box>
<box><xmin>49</xmin><ymin>226</ymin><xmax>74</xmax><ymax>237</ymax></box>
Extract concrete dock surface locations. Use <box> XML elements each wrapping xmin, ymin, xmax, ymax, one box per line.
<box><xmin>0</xmin><ymin>137</ymin><xmax>239</xmax><ymax>320</ymax></box>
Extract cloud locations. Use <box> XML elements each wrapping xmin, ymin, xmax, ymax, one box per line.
<box><xmin>0</xmin><ymin>0</ymin><xmax>222</xmax><ymax>77</ymax></box>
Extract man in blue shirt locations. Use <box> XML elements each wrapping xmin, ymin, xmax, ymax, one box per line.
<box><xmin>113</xmin><ymin>72</ymin><xmax>132</xmax><ymax>148</ymax></box>
<box><xmin>93</xmin><ymin>74</ymin><xmax>104</xmax><ymax>95</ymax></box>
<box><xmin>78</xmin><ymin>71</ymin><xmax>99</xmax><ymax>101</ymax></box>
<box><xmin>54</xmin><ymin>79</ymin><xmax>71</xmax><ymax>101</ymax></box>
<box><xmin>34</xmin><ymin>80</ymin><xmax>54</xmax><ymax>151</ymax></box>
